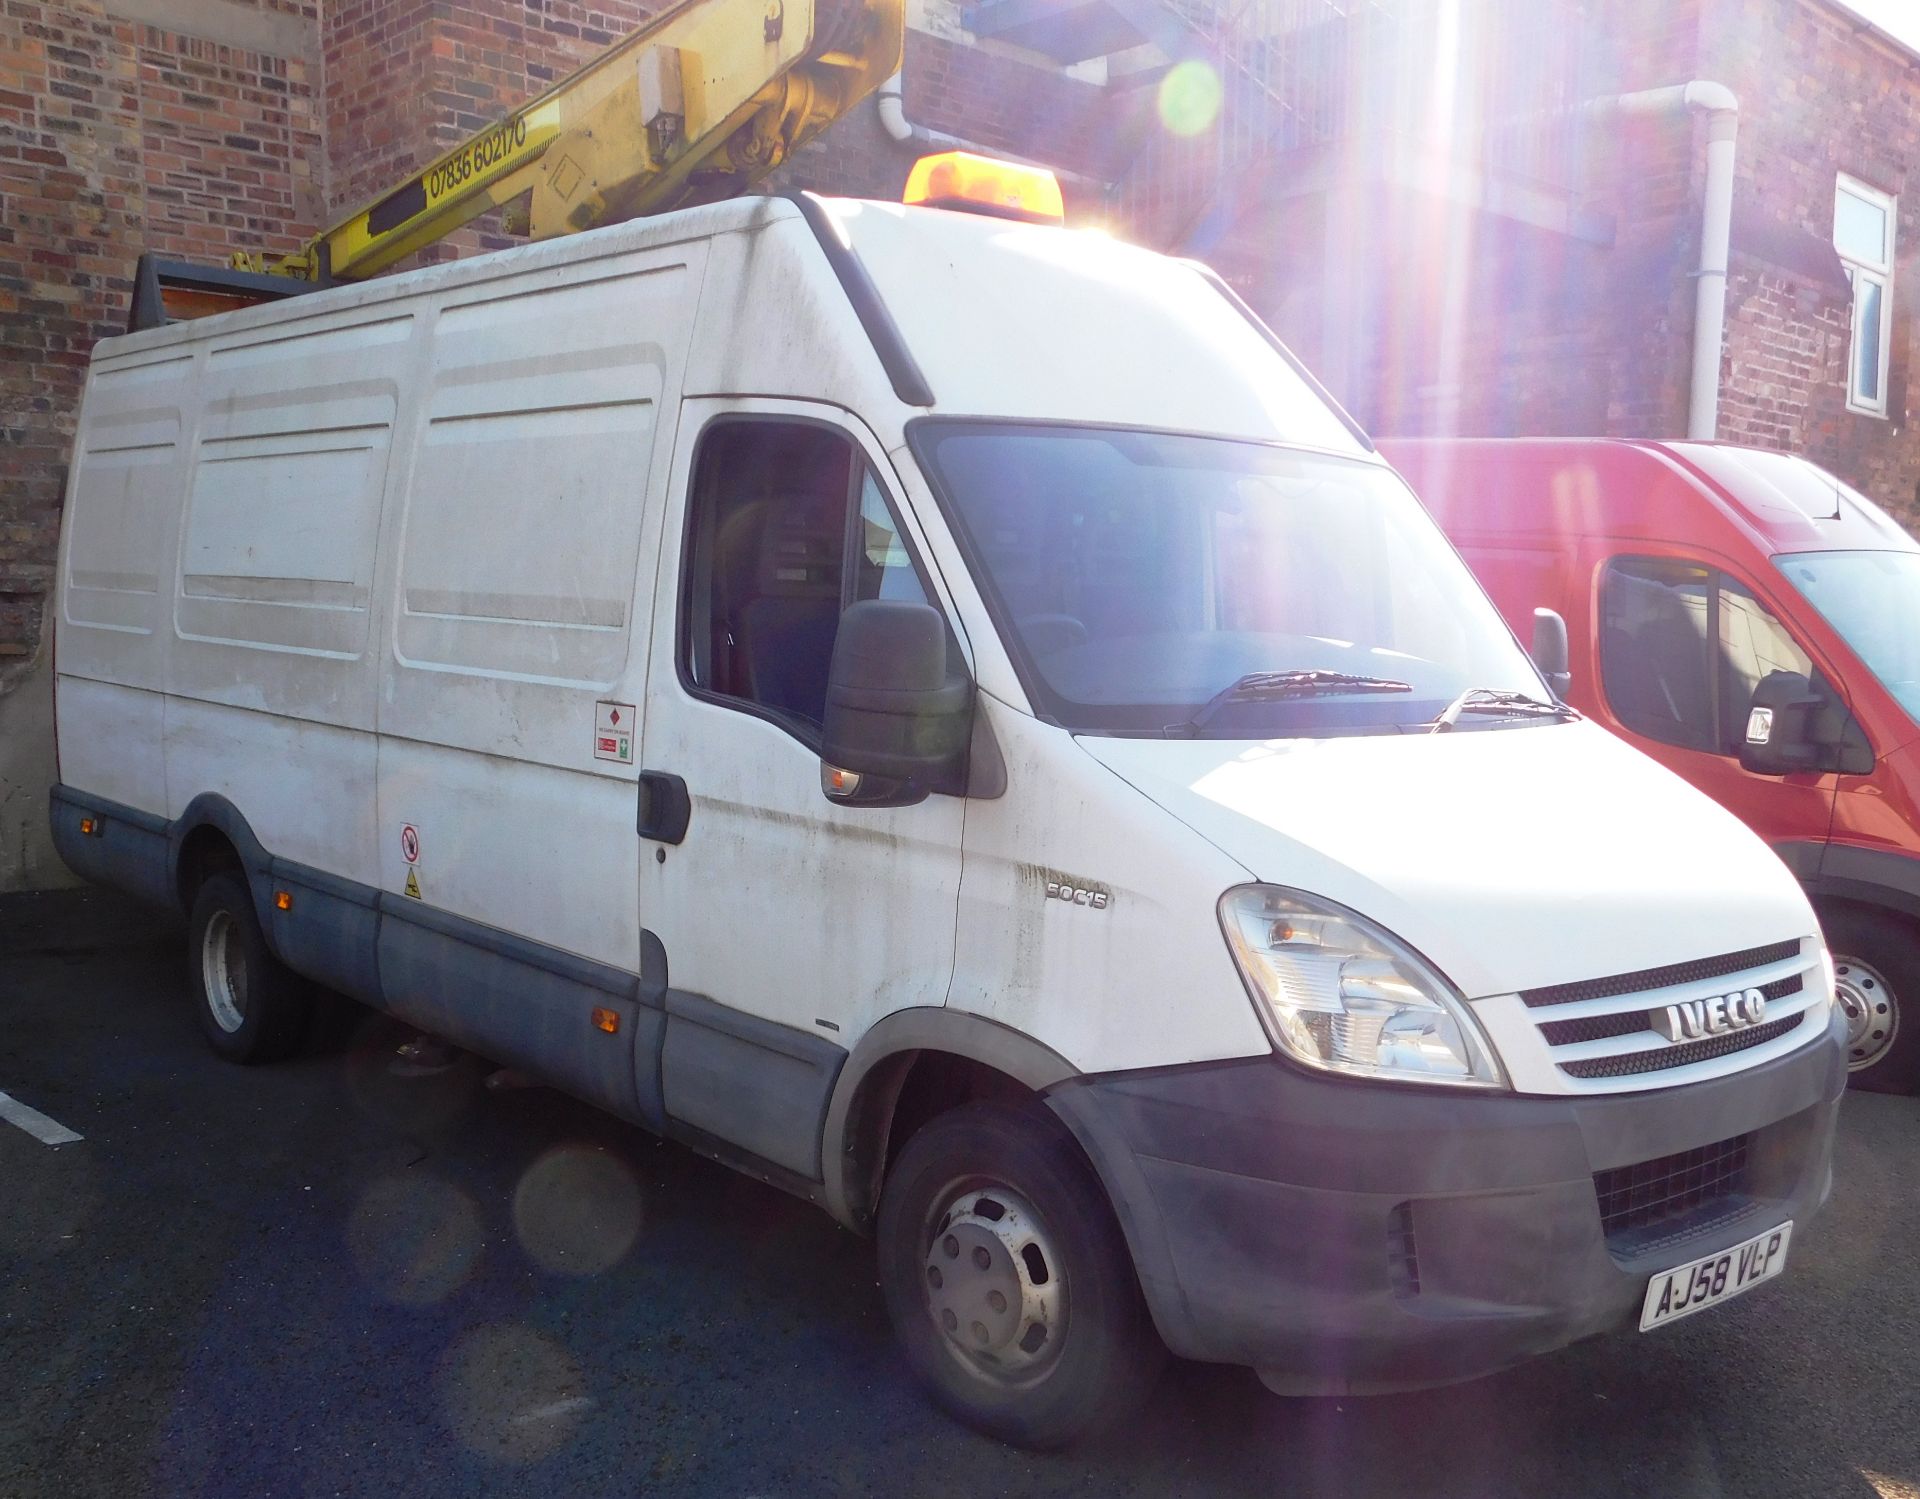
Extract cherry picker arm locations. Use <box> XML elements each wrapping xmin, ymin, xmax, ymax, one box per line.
<box><xmin>132</xmin><ymin>0</ymin><xmax>900</xmax><ymax>326</ymax></box>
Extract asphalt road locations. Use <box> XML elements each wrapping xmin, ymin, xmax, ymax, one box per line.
<box><xmin>3</xmin><ymin>888</ymin><xmax>1918</xmax><ymax>1499</ymax></box>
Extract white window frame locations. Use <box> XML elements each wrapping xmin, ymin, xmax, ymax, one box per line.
<box><xmin>1836</xmin><ymin>173</ymin><xmax>1896</xmax><ymax>419</ymax></box>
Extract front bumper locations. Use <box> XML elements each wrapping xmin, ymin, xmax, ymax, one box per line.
<box><xmin>1045</xmin><ymin>1008</ymin><xmax>1846</xmax><ymax>1395</ymax></box>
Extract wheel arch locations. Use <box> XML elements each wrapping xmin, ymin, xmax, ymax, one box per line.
<box><xmin>1804</xmin><ymin>846</ymin><xmax>1920</xmax><ymax>930</ymax></box>
<box><xmin>820</xmin><ymin>1009</ymin><xmax>1079</xmax><ymax>1231</ymax></box>
<box><xmin>170</xmin><ymin>794</ymin><xmax>279</xmax><ymax>944</ymax></box>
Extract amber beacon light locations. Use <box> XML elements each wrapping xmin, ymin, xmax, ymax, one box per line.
<box><xmin>903</xmin><ymin>151</ymin><xmax>1064</xmax><ymax>224</ymax></box>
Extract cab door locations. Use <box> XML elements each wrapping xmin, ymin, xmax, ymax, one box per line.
<box><xmin>1587</xmin><ymin>544</ymin><xmax>1844</xmax><ymax>858</ymax></box>
<box><xmin>636</xmin><ymin>399</ymin><xmax>967</xmax><ymax>1180</ymax></box>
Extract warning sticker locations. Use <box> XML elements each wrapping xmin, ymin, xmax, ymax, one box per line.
<box><xmin>400</xmin><ymin>823</ymin><xmax>420</xmax><ymax>865</ymax></box>
<box><xmin>403</xmin><ymin>867</ymin><xmax>422</xmax><ymax>901</ymax></box>
<box><xmin>594</xmin><ymin>701</ymin><xmax>636</xmax><ymax>765</ymax></box>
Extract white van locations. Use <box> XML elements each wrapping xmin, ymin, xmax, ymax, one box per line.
<box><xmin>52</xmin><ymin>174</ymin><xmax>1845</xmax><ymax>1448</ymax></box>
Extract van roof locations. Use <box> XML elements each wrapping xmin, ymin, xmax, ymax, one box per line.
<box><xmin>97</xmin><ymin>194</ymin><xmax>1371</xmax><ymax>453</ymax></box>
<box><xmin>819</xmin><ymin>198</ymin><xmax>1365</xmax><ymax>449</ymax></box>
<box><xmin>1384</xmin><ymin>436</ymin><xmax>1919</xmax><ymax>559</ymax></box>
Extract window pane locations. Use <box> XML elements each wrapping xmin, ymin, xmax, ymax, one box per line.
<box><xmin>1600</xmin><ymin>558</ymin><xmax>1717</xmax><ymax>753</ymax></box>
<box><xmin>1854</xmin><ymin>274</ymin><xmax>1885</xmax><ymax>405</ymax></box>
<box><xmin>919</xmin><ymin>423</ymin><xmax>1543</xmax><ymax>737</ymax></box>
<box><xmin>1716</xmin><ymin>580</ymin><xmax>1814</xmax><ymax>755</ymax></box>
<box><xmin>853</xmin><ymin>470</ymin><xmax>929</xmax><ymax>605</ymax></box>
<box><xmin>684</xmin><ymin>422</ymin><xmax>853</xmax><ymax>731</ymax></box>
<box><xmin>1779</xmin><ymin>549</ymin><xmax>1920</xmax><ymax>726</ymax></box>
<box><xmin>1836</xmin><ymin>185</ymin><xmax>1889</xmax><ymax>267</ymax></box>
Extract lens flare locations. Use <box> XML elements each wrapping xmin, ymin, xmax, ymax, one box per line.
<box><xmin>1158</xmin><ymin>60</ymin><xmax>1223</xmax><ymax>138</ymax></box>
<box><xmin>512</xmin><ymin>1143</ymin><xmax>644</xmax><ymax>1276</ymax></box>
<box><xmin>439</xmin><ymin>1323</ymin><xmax>589</xmax><ymax>1464</ymax></box>
<box><xmin>346</xmin><ymin>1173</ymin><xmax>483</xmax><ymax>1306</ymax></box>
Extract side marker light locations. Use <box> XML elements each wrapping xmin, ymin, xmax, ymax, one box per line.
<box><xmin>591</xmin><ymin>1007</ymin><xmax>620</xmax><ymax>1034</ymax></box>
<box><xmin>822</xmin><ymin>764</ymin><xmax>862</xmax><ymax>799</ymax></box>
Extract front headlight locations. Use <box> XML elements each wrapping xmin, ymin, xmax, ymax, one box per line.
<box><xmin>1218</xmin><ymin>885</ymin><xmax>1507</xmax><ymax>1089</ymax></box>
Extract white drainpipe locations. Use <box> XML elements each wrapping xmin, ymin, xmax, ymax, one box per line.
<box><xmin>877</xmin><ymin>70</ymin><xmax>978</xmax><ymax>154</ymax></box>
<box><xmin>1612</xmin><ymin>82</ymin><xmax>1740</xmax><ymax>441</ymax></box>
<box><xmin>876</xmin><ymin>70</ymin><xmax>1104</xmax><ymax>186</ymax></box>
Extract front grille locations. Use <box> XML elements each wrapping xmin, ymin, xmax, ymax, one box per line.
<box><xmin>1521</xmin><ymin>939</ymin><xmax>1801</xmax><ymax>1009</ymax></box>
<box><xmin>1595</xmin><ymin>1133</ymin><xmax>1752</xmax><ymax>1238</ymax></box>
<box><xmin>1538</xmin><ymin>972</ymin><xmax>1803</xmax><ymax>1047</ymax></box>
<box><xmin>1560</xmin><ymin>1014</ymin><xmax>1804</xmax><ymax>1078</ymax></box>
<box><xmin>1506</xmin><ymin>935</ymin><xmax>1820</xmax><ymax>1090</ymax></box>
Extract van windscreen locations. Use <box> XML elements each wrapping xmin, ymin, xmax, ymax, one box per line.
<box><xmin>912</xmin><ymin>422</ymin><xmax>1546</xmax><ymax>737</ymax></box>
<box><xmin>1777</xmin><ymin>548</ymin><xmax>1920</xmax><ymax>726</ymax></box>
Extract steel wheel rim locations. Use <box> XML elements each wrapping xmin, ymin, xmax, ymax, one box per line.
<box><xmin>1833</xmin><ymin>953</ymin><xmax>1897</xmax><ymax>1071</ymax></box>
<box><xmin>920</xmin><ymin>1178</ymin><xmax>1067</xmax><ymax>1389</ymax></box>
<box><xmin>201</xmin><ymin>909</ymin><xmax>249</xmax><ymax>1034</ymax></box>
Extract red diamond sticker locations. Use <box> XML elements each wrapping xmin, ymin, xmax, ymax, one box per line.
<box><xmin>595</xmin><ymin>702</ymin><xmax>636</xmax><ymax>763</ymax></box>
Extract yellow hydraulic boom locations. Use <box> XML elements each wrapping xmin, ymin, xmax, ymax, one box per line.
<box><xmin>237</xmin><ymin>0</ymin><xmax>902</xmax><ymax>282</ymax></box>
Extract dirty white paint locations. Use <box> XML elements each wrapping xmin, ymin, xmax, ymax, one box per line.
<box><xmin>53</xmin><ymin>193</ymin><xmax>1821</xmax><ymax>1114</ymax></box>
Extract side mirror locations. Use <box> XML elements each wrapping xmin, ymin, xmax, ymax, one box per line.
<box><xmin>1739</xmin><ymin>670</ymin><xmax>1876</xmax><ymax>778</ymax></box>
<box><xmin>1531</xmin><ymin>607</ymin><xmax>1573</xmax><ymax>701</ymax></box>
<box><xmin>821</xmin><ymin>600</ymin><xmax>972</xmax><ymax>804</ymax></box>
<box><xmin>1739</xmin><ymin>671</ymin><xmax>1825</xmax><ymax>776</ymax></box>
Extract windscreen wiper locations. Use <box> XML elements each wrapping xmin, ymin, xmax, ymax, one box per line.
<box><xmin>1430</xmin><ymin>687</ymin><xmax>1577</xmax><ymax>733</ymax></box>
<box><xmin>1172</xmin><ymin>670</ymin><xmax>1413</xmax><ymax>738</ymax></box>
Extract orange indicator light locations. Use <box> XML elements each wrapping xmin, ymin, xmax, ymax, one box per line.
<box><xmin>903</xmin><ymin>151</ymin><xmax>1065</xmax><ymax>225</ymax></box>
<box><xmin>275</xmin><ymin>890</ymin><xmax>293</xmax><ymax>911</ymax></box>
<box><xmin>79</xmin><ymin>817</ymin><xmax>97</xmax><ymax>836</ymax></box>
<box><xmin>591</xmin><ymin>1007</ymin><xmax>619</xmax><ymax>1034</ymax></box>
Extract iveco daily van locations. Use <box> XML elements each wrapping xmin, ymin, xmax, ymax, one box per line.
<box><xmin>1392</xmin><ymin>437</ymin><xmax>1920</xmax><ymax>1094</ymax></box>
<box><xmin>53</xmin><ymin>168</ymin><xmax>1845</xmax><ymax>1447</ymax></box>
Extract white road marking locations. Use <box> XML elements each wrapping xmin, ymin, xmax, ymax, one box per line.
<box><xmin>511</xmin><ymin>1396</ymin><xmax>594</xmax><ymax>1425</ymax></box>
<box><xmin>0</xmin><ymin>1090</ymin><xmax>83</xmax><ymax>1146</ymax></box>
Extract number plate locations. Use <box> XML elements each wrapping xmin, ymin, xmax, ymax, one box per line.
<box><xmin>1640</xmin><ymin>1221</ymin><xmax>1793</xmax><ymax>1332</ymax></box>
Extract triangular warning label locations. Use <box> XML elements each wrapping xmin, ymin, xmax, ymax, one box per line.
<box><xmin>403</xmin><ymin>867</ymin><xmax>422</xmax><ymax>900</ymax></box>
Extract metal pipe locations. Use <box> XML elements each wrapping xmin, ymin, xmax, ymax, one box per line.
<box><xmin>1613</xmin><ymin>82</ymin><xmax>1740</xmax><ymax>441</ymax></box>
<box><xmin>874</xmin><ymin>69</ymin><xmax>1106</xmax><ymax>187</ymax></box>
<box><xmin>876</xmin><ymin>69</ymin><xmax>973</xmax><ymax>153</ymax></box>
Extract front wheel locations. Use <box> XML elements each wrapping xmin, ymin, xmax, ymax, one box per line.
<box><xmin>1821</xmin><ymin>904</ymin><xmax>1920</xmax><ymax>1094</ymax></box>
<box><xmin>188</xmin><ymin>872</ymin><xmax>312</xmax><ymax>1064</ymax></box>
<box><xmin>875</xmin><ymin>1100</ymin><xmax>1165</xmax><ymax>1448</ymax></box>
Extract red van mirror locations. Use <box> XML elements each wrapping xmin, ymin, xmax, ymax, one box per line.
<box><xmin>1739</xmin><ymin>672</ymin><xmax>1828</xmax><ymax>776</ymax></box>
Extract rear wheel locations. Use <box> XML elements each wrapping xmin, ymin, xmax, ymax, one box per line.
<box><xmin>1821</xmin><ymin>904</ymin><xmax>1920</xmax><ymax>1094</ymax></box>
<box><xmin>188</xmin><ymin>872</ymin><xmax>311</xmax><ymax>1064</ymax></box>
<box><xmin>875</xmin><ymin>1099</ymin><xmax>1165</xmax><ymax>1449</ymax></box>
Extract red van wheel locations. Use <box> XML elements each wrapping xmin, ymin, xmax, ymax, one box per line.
<box><xmin>1821</xmin><ymin>906</ymin><xmax>1920</xmax><ymax>1094</ymax></box>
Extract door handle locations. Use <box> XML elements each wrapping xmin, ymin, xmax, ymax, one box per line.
<box><xmin>637</xmin><ymin>770</ymin><xmax>691</xmax><ymax>844</ymax></box>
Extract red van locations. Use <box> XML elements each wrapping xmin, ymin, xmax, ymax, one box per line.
<box><xmin>1388</xmin><ymin>438</ymin><xmax>1920</xmax><ymax>1093</ymax></box>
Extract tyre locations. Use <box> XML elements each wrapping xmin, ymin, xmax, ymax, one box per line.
<box><xmin>187</xmin><ymin>872</ymin><xmax>312</xmax><ymax>1064</ymax></box>
<box><xmin>1821</xmin><ymin>904</ymin><xmax>1920</xmax><ymax>1094</ymax></box>
<box><xmin>875</xmin><ymin>1099</ymin><xmax>1166</xmax><ymax>1449</ymax></box>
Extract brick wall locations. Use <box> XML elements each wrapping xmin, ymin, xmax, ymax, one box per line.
<box><xmin>0</xmin><ymin>0</ymin><xmax>323</xmax><ymax>686</ymax></box>
<box><xmin>1102</xmin><ymin>0</ymin><xmax>1723</xmax><ymax>442</ymax></box>
<box><xmin>0</xmin><ymin>0</ymin><xmax>1110</xmax><ymax>691</ymax></box>
<box><xmin>775</xmin><ymin>25</ymin><xmax>1114</xmax><ymax>204</ymax></box>
<box><xmin>1705</xmin><ymin>0</ymin><xmax>1920</xmax><ymax>519</ymax></box>
<box><xmin>6</xmin><ymin>0</ymin><xmax>1920</xmax><ymax>678</ymax></box>
<box><xmin>1142</xmin><ymin>0</ymin><xmax>1920</xmax><ymax>532</ymax></box>
<box><xmin>323</xmin><ymin>0</ymin><xmax>667</xmax><ymax>268</ymax></box>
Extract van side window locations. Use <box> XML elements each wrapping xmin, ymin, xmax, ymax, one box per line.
<box><xmin>1601</xmin><ymin>558</ymin><xmax>1718</xmax><ymax>752</ymax></box>
<box><xmin>682</xmin><ymin>420</ymin><xmax>929</xmax><ymax>735</ymax></box>
<box><xmin>1717</xmin><ymin>579</ymin><xmax>1816</xmax><ymax>745</ymax></box>
<box><xmin>854</xmin><ymin>470</ymin><xmax>926</xmax><ymax>604</ymax></box>
<box><xmin>1602</xmin><ymin>558</ymin><xmax>1818</xmax><ymax>757</ymax></box>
